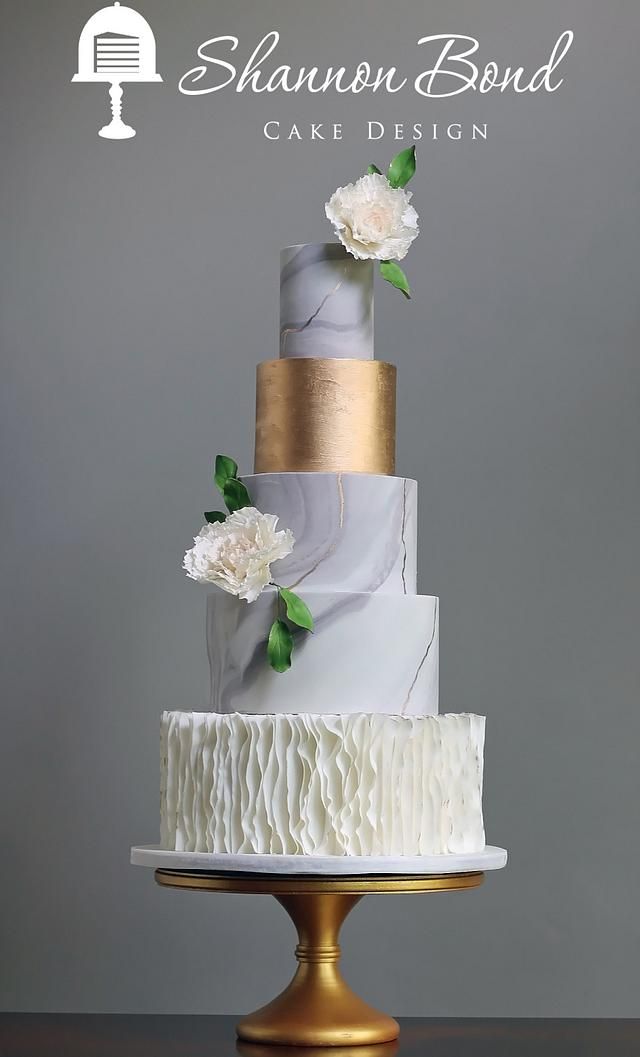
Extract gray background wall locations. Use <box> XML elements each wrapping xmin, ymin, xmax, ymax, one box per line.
<box><xmin>1</xmin><ymin>0</ymin><xmax>638</xmax><ymax>1017</ymax></box>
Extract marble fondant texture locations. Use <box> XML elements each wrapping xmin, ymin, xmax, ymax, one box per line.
<box><xmin>160</xmin><ymin>711</ymin><xmax>486</xmax><ymax>856</ymax></box>
<box><xmin>280</xmin><ymin>244</ymin><xmax>374</xmax><ymax>359</ymax></box>
<box><xmin>207</xmin><ymin>588</ymin><xmax>438</xmax><ymax>716</ymax></box>
<box><xmin>243</xmin><ymin>472</ymin><xmax>417</xmax><ymax>594</ymax></box>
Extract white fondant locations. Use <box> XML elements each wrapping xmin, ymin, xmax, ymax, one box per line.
<box><xmin>243</xmin><ymin>473</ymin><xmax>417</xmax><ymax>595</ymax></box>
<box><xmin>207</xmin><ymin>589</ymin><xmax>438</xmax><ymax>716</ymax></box>
<box><xmin>280</xmin><ymin>244</ymin><xmax>374</xmax><ymax>359</ymax></box>
<box><xmin>160</xmin><ymin>712</ymin><xmax>485</xmax><ymax>856</ymax></box>
<box><xmin>131</xmin><ymin>845</ymin><xmax>507</xmax><ymax>876</ymax></box>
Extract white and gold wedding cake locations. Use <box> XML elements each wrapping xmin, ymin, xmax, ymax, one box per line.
<box><xmin>159</xmin><ymin>159</ymin><xmax>489</xmax><ymax>861</ymax></box>
<box><xmin>161</xmin><ymin>258</ymin><xmax>488</xmax><ymax>860</ymax></box>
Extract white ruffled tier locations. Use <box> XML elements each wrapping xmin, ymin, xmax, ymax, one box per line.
<box><xmin>160</xmin><ymin>711</ymin><xmax>486</xmax><ymax>857</ymax></box>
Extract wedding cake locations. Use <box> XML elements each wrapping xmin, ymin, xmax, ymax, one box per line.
<box><xmin>160</xmin><ymin>153</ymin><xmax>488</xmax><ymax>859</ymax></box>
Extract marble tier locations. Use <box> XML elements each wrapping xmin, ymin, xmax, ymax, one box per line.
<box><xmin>243</xmin><ymin>473</ymin><xmax>417</xmax><ymax>594</ymax></box>
<box><xmin>207</xmin><ymin>588</ymin><xmax>439</xmax><ymax>716</ymax></box>
<box><xmin>280</xmin><ymin>244</ymin><xmax>374</xmax><ymax>359</ymax></box>
<box><xmin>160</xmin><ymin>711</ymin><xmax>486</xmax><ymax>856</ymax></box>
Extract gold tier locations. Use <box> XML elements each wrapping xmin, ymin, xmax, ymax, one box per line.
<box><xmin>254</xmin><ymin>358</ymin><xmax>396</xmax><ymax>475</ymax></box>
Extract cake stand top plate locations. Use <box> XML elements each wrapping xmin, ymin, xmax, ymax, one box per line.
<box><xmin>130</xmin><ymin>844</ymin><xmax>507</xmax><ymax>877</ymax></box>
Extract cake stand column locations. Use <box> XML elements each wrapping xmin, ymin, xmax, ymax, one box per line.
<box><xmin>99</xmin><ymin>81</ymin><xmax>136</xmax><ymax>140</ymax></box>
<box><xmin>236</xmin><ymin>892</ymin><xmax>399</xmax><ymax>1047</ymax></box>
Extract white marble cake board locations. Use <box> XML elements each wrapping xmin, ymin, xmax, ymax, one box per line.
<box><xmin>130</xmin><ymin>844</ymin><xmax>507</xmax><ymax>876</ymax></box>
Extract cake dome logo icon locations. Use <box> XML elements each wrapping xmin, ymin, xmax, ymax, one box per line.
<box><xmin>72</xmin><ymin>2</ymin><xmax>162</xmax><ymax>139</ymax></box>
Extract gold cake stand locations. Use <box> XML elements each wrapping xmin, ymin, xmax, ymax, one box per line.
<box><xmin>155</xmin><ymin>867</ymin><xmax>484</xmax><ymax>1047</ymax></box>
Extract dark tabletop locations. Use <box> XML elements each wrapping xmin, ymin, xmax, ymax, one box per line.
<box><xmin>1</xmin><ymin>1016</ymin><xmax>638</xmax><ymax>1057</ymax></box>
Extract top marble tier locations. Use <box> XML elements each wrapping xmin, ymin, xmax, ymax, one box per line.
<box><xmin>280</xmin><ymin>244</ymin><xmax>374</xmax><ymax>359</ymax></box>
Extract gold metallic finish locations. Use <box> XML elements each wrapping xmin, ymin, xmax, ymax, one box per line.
<box><xmin>154</xmin><ymin>869</ymin><xmax>483</xmax><ymax>895</ymax></box>
<box><xmin>155</xmin><ymin>869</ymin><xmax>483</xmax><ymax>1046</ymax></box>
<box><xmin>238</xmin><ymin>892</ymin><xmax>397</xmax><ymax>1047</ymax></box>
<box><xmin>254</xmin><ymin>358</ymin><xmax>397</xmax><ymax>475</ymax></box>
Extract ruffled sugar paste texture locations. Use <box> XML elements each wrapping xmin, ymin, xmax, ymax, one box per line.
<box><xmin>207</xmin><ymin>589</ymin><xmax>439</xmax><ymax>716</ymax></box>
<box><xmin>160</xmin><ymin>712</ymin><xmax>486</xmax><ymax>856</ymax></box>
<box><xmin>244</xmin><ymin>473</ymin><xmax>417</xmax><ymax>594</ymax></box>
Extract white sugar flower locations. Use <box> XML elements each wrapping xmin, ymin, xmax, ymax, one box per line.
<box><xmin>325</xmin><ymin>172</ymin><xmax>419</xmax><ymax>262</ymax></box>
<box><xmin>183</xmin><ymin>507</ymin><xmax>295</xmax><ymax>602</ymax></box>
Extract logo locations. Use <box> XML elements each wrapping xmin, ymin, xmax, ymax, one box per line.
<box><xmin>175</xmin><ymin>29</ymin><xmax>574</xmax><ymax>145</ymax></box>
<box><xmin>72</xmin><ymin>2</ymin><xmax>161</xmax><ymax>139</ymax></box>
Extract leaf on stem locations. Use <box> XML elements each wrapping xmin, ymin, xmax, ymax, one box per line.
<box><xmin>214</xmin><ymin>455</ymin><xmax>239</xmax><ymax>493</ymax></box>
<box><xmin>278</xmin><ymin>587</ymin><xmax>314</xmax><ymax>632</ymax></box>
<box><xmin>380</xmin><ymin>260</ymin><xmax>411</xmax><ymax>298</ymax></box>
<box><xmin>267</xmin><ymin>619</ymin><xmax>293</xmax><ymax>673</ymax></box>
<box><xmin>223</xmin><ymin>477</ymin><xmax>252</xmax><ymax>513</ymax></box>
<box><xmin>387</xmin><ymin>146</ymin><xmax>416</xmax><ymax>189</ymax></box>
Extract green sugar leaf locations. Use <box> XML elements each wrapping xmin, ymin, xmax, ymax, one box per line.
<box><xmin>267</xmin><ymin>619</ymin><xmax>293</xmax><ymax>673</ymax></box>
<box><xmin>204</xmin><ymin>510</ymin><xmax>226</xmax><ymax>524</ymax></box>
<box><xmin>223</xmin><ymin>477</ymin><xmax>252</xmax><ymax>513</ymax></box>
<box><xmin>379</xmin><ymin>260</ymin><xmax>411</xmax><ymax>298</ymax></box>
<box><xmin>214</xmin><ymin>455</ymin><xmax>238</xmax><ymax>493</ymax></box>
<box><xmin>279</xmin><ymin>587</ymin><xmax>314</xmax><ymax>632</ymax></box>
<box><xmin>387</xmin><ymin>146</ymin><xmax>416</xmax><ymax>189</ymax></box>
<box><xmin>367</xmin><ymin>163</ymin><xmax>382</xmax><ymax>175</ymax></box>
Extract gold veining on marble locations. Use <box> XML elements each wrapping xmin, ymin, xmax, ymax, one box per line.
<box><xmin>254</xmin><ymin>358</ymin><xmax>396</xmax><ymax>475</ymax></box>
<box><xmin>285</xmin><ymin>472</ymin><xmax>345</xmax><ymax>592</ymax></box>
<box><xmin>400</xmin><ymin>477</ymin><xmax>408</xmax><ymax>595</ymax></box>
<box><xmin>280</xmin><ymin>273</ymin><xmax>346</xmax><ymax>357</ymax></box>
<box><xmin>401</xmin><ymin>597</ymin><xmax>439</xmax><ymax>714</ymax></box>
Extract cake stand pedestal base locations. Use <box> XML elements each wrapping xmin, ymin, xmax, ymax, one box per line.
<box><xmin>154</xmin><ymin>868</ymin><xmax>484</xmax><ymax>1047</ymax></box>
<box><xmin>239</xmin><ymin>891</ymin><xmax>395</xmax><ymax>1046</ymax></box>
